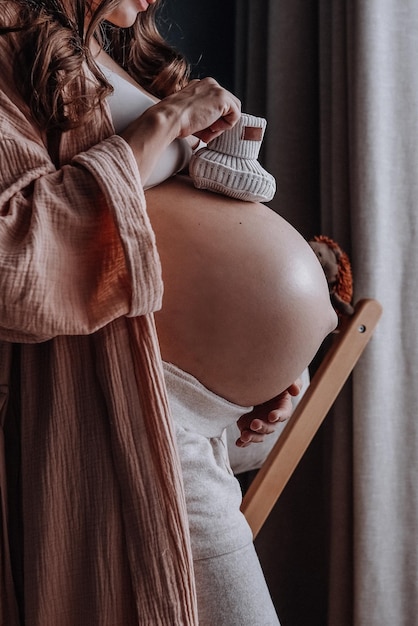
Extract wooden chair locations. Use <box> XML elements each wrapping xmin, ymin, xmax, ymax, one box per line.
<box><xmin>241</xmin><ymin>298</ymin><xmax>383</xmax><ymax>539</ymax></box>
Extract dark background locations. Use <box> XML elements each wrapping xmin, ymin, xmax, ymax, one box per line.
<box><xmin>158</xmin><ymin>0</ymin><xmax>237</xmax><ymax>92</ymax></box>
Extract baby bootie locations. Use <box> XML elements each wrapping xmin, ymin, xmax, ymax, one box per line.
<box><xmin>189</xmin><ymin>113</ymin><xmax>276</xmax><ymax>203</ymax></box>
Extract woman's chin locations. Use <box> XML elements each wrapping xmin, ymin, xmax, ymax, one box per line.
<box><xmin>104</xmin><ymin>2</ymin><xmax>149</xmax><ymax>29</ymax></box>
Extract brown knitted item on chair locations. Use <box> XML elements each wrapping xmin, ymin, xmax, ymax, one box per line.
<box><xmin>310</xmin><ymin>235</ymin><xmax>354</xmax><ymax>317</ymax></box>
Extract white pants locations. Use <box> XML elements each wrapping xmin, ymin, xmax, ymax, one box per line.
<box><xmin>163</xmin><ymin>362</ymin><xmax>280</xmax><ymax>626</ymax></box>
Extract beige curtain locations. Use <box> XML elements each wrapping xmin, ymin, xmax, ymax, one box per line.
<box><xmin>236</xmin><ymin>1</ymin><xmax>418</xmax><ymax>624</ymax></box>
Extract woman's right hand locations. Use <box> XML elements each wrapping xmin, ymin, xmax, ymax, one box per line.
<box><xmin>120</xmin><ymin>78</ymin><xmax>241</xmax><ymax>183</ymax></box>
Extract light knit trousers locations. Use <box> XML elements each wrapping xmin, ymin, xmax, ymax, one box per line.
<box><xmin>163</xmin><ymin>362</ymin><xmax>280</xmax><ymax>626</ymax></box>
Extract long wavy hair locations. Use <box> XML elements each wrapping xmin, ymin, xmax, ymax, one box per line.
<box><xmin>0</xmin><ymin>0</ymin><xmax>190</xmax><ymax>131</ymax></box>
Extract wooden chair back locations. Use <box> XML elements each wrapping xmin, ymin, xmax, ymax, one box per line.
<box><xmin>241</xmin><ymin>298</ymin><xmax>383</xmax><ymax>538</ymax></box>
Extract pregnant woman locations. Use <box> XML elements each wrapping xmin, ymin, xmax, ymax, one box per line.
<box><xmin>0</xmin><ymin>1</ymin><xmax>337</xmax><ymax>625</ymax></box>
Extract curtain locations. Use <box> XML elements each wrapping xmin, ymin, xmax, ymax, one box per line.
<box><xmin>236</xmin><ymin>1</ymin><xmax>418</xmax><ymax>625</ymax></box>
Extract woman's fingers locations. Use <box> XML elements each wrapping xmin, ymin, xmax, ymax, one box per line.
<box><xmin>194</xmin><ymin>114</ymin><xmax>238</xmax><ymax>143</ymax></box>
<box><xmin>235</xmin><ymin>380</ymin><xmax>303</xmax><ymax>447</ymax></box>
<box><xmin>164</xmin><ymin>76</ymin><xmax>241</xmax><ymax>140</ymax></box>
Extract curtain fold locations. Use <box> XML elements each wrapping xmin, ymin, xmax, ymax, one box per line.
<box><xmin>236</xmin><ymin>1</ymin><xmax>418</xmax><ymax>624</ymax></box>
<box><xmin>350</xmin><ymin>3</ymin><xmax>418</xmax><ymax>624</ymax></box>
<box><xmin>236</xmin><ymin>0</ymin><xmax>322</xmax><ymax>237</ymax></box>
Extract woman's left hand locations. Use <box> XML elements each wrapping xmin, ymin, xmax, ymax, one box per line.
<box><xmin>235</xmin><ymin>379</ymin><xmax>302</xmax><ymax>447</ymax></box>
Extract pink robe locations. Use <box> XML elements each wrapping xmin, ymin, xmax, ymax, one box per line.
<box><xmin>0</xmin><ymin>26</ymin><xmax>198</xmax><ymax>626</ymax></box>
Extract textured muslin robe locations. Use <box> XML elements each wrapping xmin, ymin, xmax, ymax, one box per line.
<box><xmin>0</xmin><ymin>23</ymin><xmax>198</xmax><ymax>626</ymax></box>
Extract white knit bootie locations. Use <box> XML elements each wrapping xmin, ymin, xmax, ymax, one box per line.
<box><xmin>189</xmin><ymin>113</ymin><xmax>276</xmax><ymax>202</ymax></box>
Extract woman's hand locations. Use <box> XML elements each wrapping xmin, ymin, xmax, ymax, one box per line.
<box><xmin>120</xmin><ymin>78</ymin><xmax>241</xmax><ymax>182</ymax></box>
<box><xmin>161</xmin><ymin>77</ymin><xmax>242</xmax><ymax>143</ymax></box>
<box><xmin>235</xmin><ymin>380</ymin><xmax>302</xmax><ymax>448</ymax></box>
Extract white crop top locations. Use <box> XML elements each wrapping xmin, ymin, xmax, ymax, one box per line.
<box><xmin>98</xmin><ymin>62</ymin><xmax>192</xmax><ymax>189</ymax></box>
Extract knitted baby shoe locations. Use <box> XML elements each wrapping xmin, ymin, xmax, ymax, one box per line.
<box><xmin>189</xmin><ymin>113</ymin><xmax>276</xmax><ymax>202</ymax></box>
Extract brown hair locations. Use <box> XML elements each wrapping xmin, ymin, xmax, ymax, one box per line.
<box><xmin>0</xmin><ymin>0</ymin><xmax>190</xmax><ymax>131</ymax></box>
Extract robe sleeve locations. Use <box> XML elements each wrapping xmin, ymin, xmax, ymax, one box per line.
<box><xmin>0</xmin><ymin>92</ymin><xmax>163</xmax><ymax>343</ymax></box>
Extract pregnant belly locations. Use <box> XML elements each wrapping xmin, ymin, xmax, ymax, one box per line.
<box><xmin>145</xmin><ymin>176</ymin><xmax>337</xmax><ymax>406</ymax></box>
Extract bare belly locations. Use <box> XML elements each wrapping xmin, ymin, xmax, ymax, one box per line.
<box><xmin>145</xmin><ymin>176</ymin><xmax>337</xmax><ymax>406</ymax></box>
